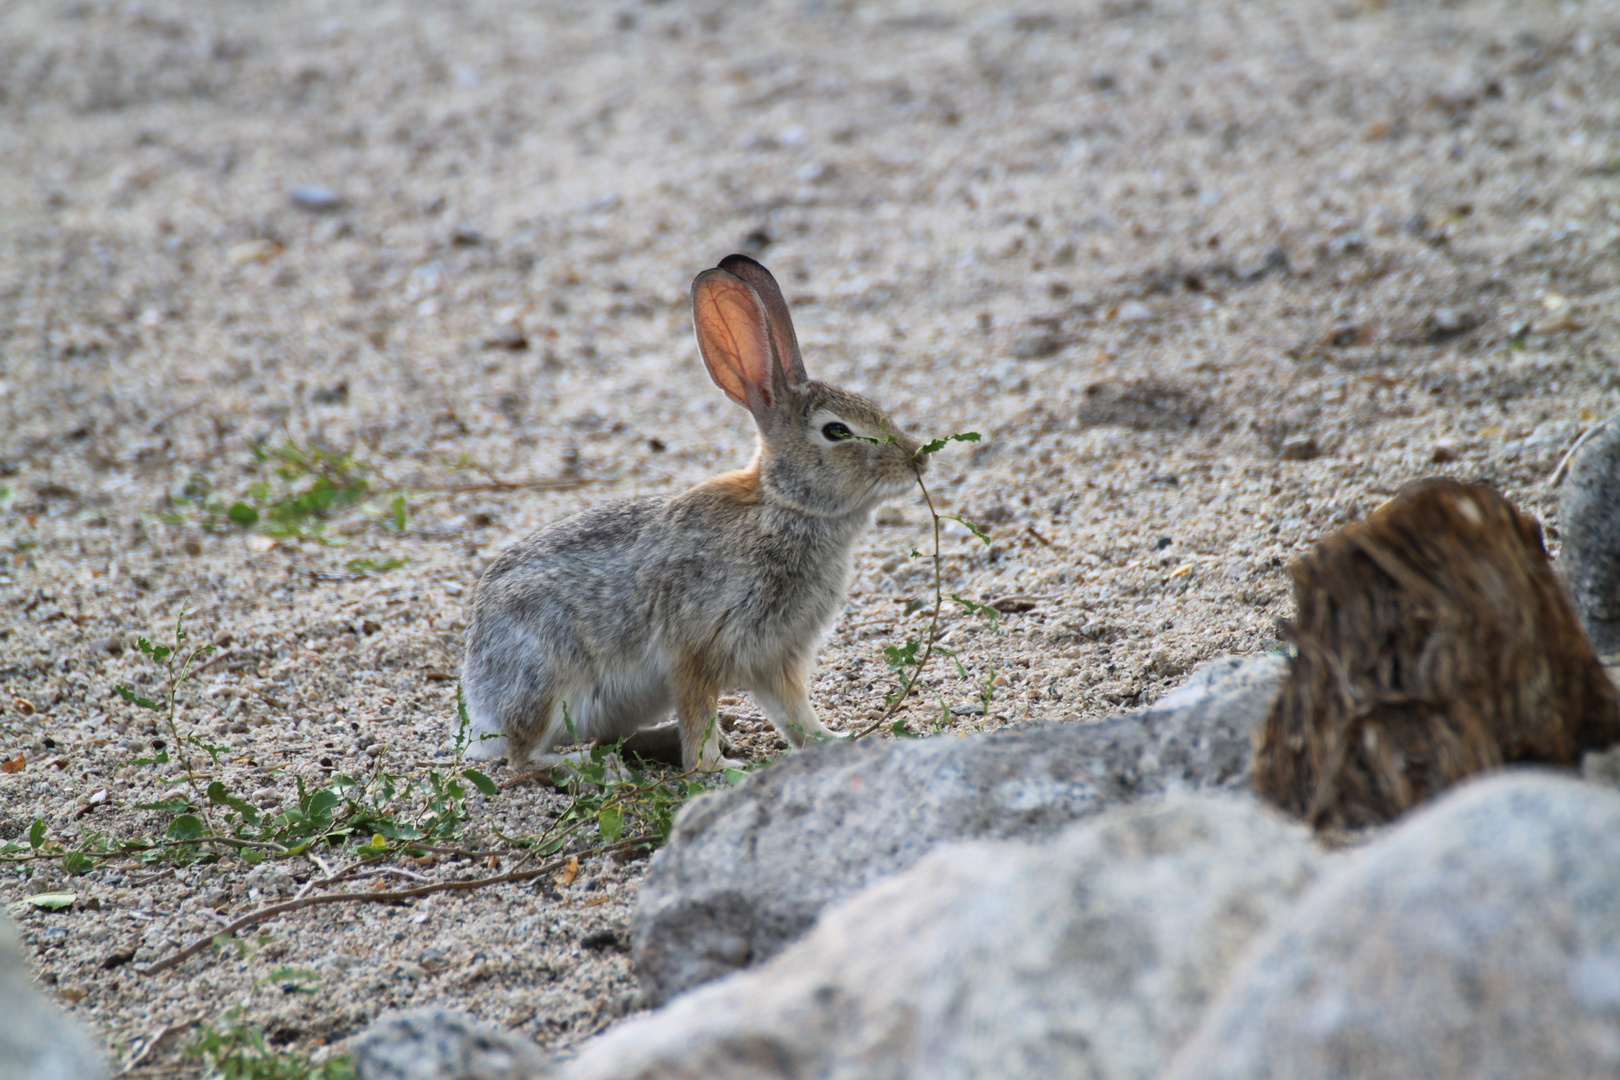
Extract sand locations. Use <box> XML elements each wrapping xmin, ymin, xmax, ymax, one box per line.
<box><xmin>2</xmin><ymin>0</ymin><xmax>1617</xmax><ymax>1071</ymax></box>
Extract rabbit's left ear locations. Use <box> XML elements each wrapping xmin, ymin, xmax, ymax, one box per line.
<box><xmin>692</xmin><ymin>268</ymin><xmax>779</xmax><ymax>423</ymax></box>
<box><xmin>718</xmin><ymin>254</ymin><xmax>807</xmax><ymax>387</ymax></box>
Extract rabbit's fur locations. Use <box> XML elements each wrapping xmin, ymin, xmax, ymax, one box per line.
<box><xmin>460</xmin><ymin>255</ymin><xmax>925</xmax><ymax>772</ymax></box>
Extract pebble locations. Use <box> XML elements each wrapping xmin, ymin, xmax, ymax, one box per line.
<box><xmin>288</xmin><ymin>184</ymin><xmax>344</xmax><ymax>213</ymax></box>
<box><xmin>1429</xmin><ymin>306</ymin><xmax>1470</xmax><ymax>336</ymax></box>
<box><xmin>1114</xmin><ymin>299</ymin><xmax>1154</xmax><ymax>323</ymax></box>
<box><xmin>89</xmin><ymin>634</ymin><xmax>124</xmax><ymax>656</ymax></box>
<box><xmin>1279</xmin><ymin>435</ymin><xmax>1320</xmax><ymax>462</ymax></box>
<box><xmin>1010</xmin><ymin>329</ymin><xmax>1062</xmax><ymax>359</ymax></box>
<box><xmin>226</xmin><ymin>239</ymin><xmax>280</xmax><ymax>265</ymax></box>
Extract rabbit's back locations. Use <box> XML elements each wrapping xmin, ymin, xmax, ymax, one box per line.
<box><xmin>469</xmin><ymin>495</ymin><xmax>670</xmax><ymax>660</ymax></box>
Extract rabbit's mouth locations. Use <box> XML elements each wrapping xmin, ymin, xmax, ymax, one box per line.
<box><xmin>876</xmin><ymin>473</ymin><xmax>918</xmax><ymax>496</ymax></box>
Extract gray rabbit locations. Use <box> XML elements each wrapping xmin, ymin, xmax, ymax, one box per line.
<box><xmin>459</xmin><ymin>255</ymin><xmax>926</xmax><ymax>772</ymax></box>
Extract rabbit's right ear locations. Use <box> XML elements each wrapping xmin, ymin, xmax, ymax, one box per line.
<box><xmin>717</xmin><ymin>254</ymin><xmax>807</xmax><ymax>386</ymax></box>
<box><xmin>692</xmin><ymin>268</ymin><xmax>779</xmax><ymax>424</ymax></box>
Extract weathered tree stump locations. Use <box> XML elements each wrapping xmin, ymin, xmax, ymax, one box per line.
<box><xmin>1254</xmin><ymin>478</ymin><xmax>1620</xmax><ymax>830</ymax></box>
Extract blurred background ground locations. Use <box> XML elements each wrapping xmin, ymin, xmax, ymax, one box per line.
<box><xmin>2</xmin><ymin>0</ymin><xmax>1617</xmax><ymax>1070</ymax></box>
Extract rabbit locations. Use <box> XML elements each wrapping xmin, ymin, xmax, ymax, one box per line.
<box><xmin>459</xmin><ymin>254</ymin><xmax>927</xmax><ymax>772</ymax></box>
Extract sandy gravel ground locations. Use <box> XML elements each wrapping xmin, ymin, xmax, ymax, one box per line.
<box><xmin>2</xmin><ymin>0</ymin><xmax>1618</xmax><ymax>1072</ymax></box>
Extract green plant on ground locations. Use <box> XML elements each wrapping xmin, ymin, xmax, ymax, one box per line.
<box><xmin>2</xmin><ymin>616</ymin><xmax>499</xmax><ymax>873</ymax></box>
<box><xmin>490</xmin><ymin>705</ymin><xmax>708</xmax><ymax>857</ymax></box>
<box><xmin>162</xmin><ymin>439</ymin><xmax>406</xmax><ymax>547</ymax></box>
<box><xmin>185</xmin><ymin>1018</ymin><xmax>354</xmax><ymax>1080</ymax></box>
<box><xmin>181</xmin><ymin>936</ymin><xmax>354</xmax><ymax>1080</ymax></box>
<box><xmin>851</xmin><ymin>431</ymin><xmax>1002</xmax><ymax>740</ymax></box>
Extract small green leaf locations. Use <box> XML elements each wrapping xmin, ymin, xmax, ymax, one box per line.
<box><xmin>25</xmin><ymin>891</ymin><xmax>76</xmax><ymax>910</ymax></box>
<box><xmin>950</xmin><ymin>593</ymin><xmax>1003</xmax><ymax>629</ymax></box>
<box><xmin>346</xmin><ymin>556</ymin><xmax>407</xmax><ymax>574</ymax></box>
<box><xmin>226</xmin><ymin>502</ymin><xmax>259</xmax><ymax>526</ymax></box>
<box><xmin>135</xmin><ymin>637</ymin><xmax>173</xmax><ymax>662</ymax></box>
<box><xmin>461</xmin><ymin>768</ymin><xmax>498</xmax><ymax>797</ymax></box>
<box><xmin>598</xmin><ymin>804</ymin><xmax>625</xmax><ymax>844</ymax></box>
<box><xmin>948</xmin><ymin>515</ymin><xmax>993</xmax><ymax>546</ymax></box>
<box><xmin>724</xmin><ymin>767</ymin><xmax>750</xmax><ymax>786</ymax></box>
<box><xmin>914</xmin><ymin>431</ymin><xmax>982</xmax><ymax>457</ymax></box>
<box><xmin>134</xmin><ymin>797</ymin><xmax>192</xmax><ymax>813</ymax></box>
<box><xmin>882</xmin><ymin>638</ymin><xmax>922</xmax><ymax>670</ymax></box>
<box><xmin>207</xmin><ymin>781</ymin><xmax>262</xmax><ymax>826</ymax></box>
<box><xmin>889</xmin><ymin>719</ymin><xmax>920</xmax><ymax>739</ymax></box>
<box><xmin>28</xmin><ymin>818</ymin><xmax>45</xmax><ymax>850</ymax></box>
<box><xmin>167</xmin><ymin>814</ymin><xmax>207</xmax><ymax>841</ymax></box>
<box><xmin>115</xmin><ymin>685</ymin><xmax>165</xmax><ymax>711</ymax></box>
<box><xmin>62</xmin><ymin>850</ymin><xmax>94</xmax><ymax>875</ymax></box>
<box><xmin>390</xmin><ymin>493</ymin><xmax>408</xmax><ymax>532</ymax></box>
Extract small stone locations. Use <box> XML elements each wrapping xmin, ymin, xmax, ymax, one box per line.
<box><xmin>182</xmin><ymin>538</ymin><xmax>203</xmax><ymax>556</ymax></box>
<box><xmin>481</xmin><ymin>328</ymin><xmax>529</xmax><ymax>351</ymax></box>
<box><xmin>796</xmin><ymin>161</ymin><xmax>837</xmax><ymax>184</ymax></box>
<box><xmin>89</xmin><ymin>635</ymin><xmax>124</xmax><ymax>656</ymax></box>
<box><xmin>288</xmin><ymin>184</ymin><xmax>344</xmax><ymax>213</ymax></box>
<box><xmin>949</xmin><ymin>703</ymin><xmax>986</xmax><ymax>716</ymax></box>
<box><xmin>227</xmin><ymin>239</ymin><xmax>281</xmax><ymax>265</ymax></box>
<box><xmin>1431</xmin><ymin>440</ymin><xmax>1459</xmax><ymax>463</ymax></box>
<box><xmin>1534</xmin><ymin>293</ymin><xmax>1580</xmax><ymax>334</ymax></box>
<box><xmin>1010</xmin><ymin>329</ymin><xmax>1062</xmax><ymax>359</ymax></box>
<box><xmin>1429</xmin><ymin>306</ymin><xmax>1470</xmax><ymax>337</ymax></box>
<box><xmin>1115</xmin><ymin>299</ymin><xmax>1153</xmax><ymax>323</ymax></box>
<box><xmin>1279</xmin><ymin>435</ymin><xmax>1320</xmax><ymax>462</ymax></box>
<box><xmin>367</xmin><ymin>743</ymin><xmax>386</xmax><ymax>758</ymax></box>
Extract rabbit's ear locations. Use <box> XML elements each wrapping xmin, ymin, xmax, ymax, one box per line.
<box><xmin>692</xmin><ymin>268</ymin><xmax>779</xmax><ymax>422</ymax></box>
<box><xmin>718</xmin><ymin>254</ymin><xmax>807</xmax><ymax>386</ymax></box>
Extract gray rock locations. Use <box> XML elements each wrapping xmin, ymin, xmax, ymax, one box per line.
<box><xmin>1278</xmin><ymin>434</ymin><xmax>1319</xmax><ymax>461</ymax></box>
<box><xmin>633</xmin><ymin>654</ymin><xmax>1284</xmax><ymax>1004</ymax></box>
<box><xmin>565</xmin><ymin>795</ymin><xmax>1320</xmax><ymax>1080</ymax></box>
<box><xmin>350</xmin><ymin>1009</ymin><xmax>546</xmax><ymax>1080</ymax></box>
<box><xmin>1559</xmin><ymin>414</ymin><xmax>1620</xmax><ymax>660</ymax></box>
<box><xmin>288</xmin><ymin>184</ymin><xmax>345</xmax><ymax>213</ymax></box>
<box><xmin>0</xmin><ymin>912</ymin><xmax>107</xmax><ymax>1080</ymax></box>
<box><xmin>1162</xmin><ymin>771</ymin><xmax>1620</xmax><ymax>1080</ymax></box>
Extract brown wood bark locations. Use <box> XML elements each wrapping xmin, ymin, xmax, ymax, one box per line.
<box><xmin>1254</xmin><ymin>478</ymin><xmax>1620</xmax><ymax>830</ymax></box>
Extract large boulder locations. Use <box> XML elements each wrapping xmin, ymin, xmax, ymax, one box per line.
<box><xmin>0</xmin><ymin>911</ymin><xmax>107</xmax><ymax>1080</ymax></box>
<box><xmin>1163</xmin><ymin>771</ymin><xmax>1620</xmax><ymax>1079</ymax></box>
<box><xmin>1559</xmin><ymin>415</ymin><xmax>1620</xmax><ymax>663</ymax></box>
<box><xmin>565</xmin><ymin>795</ymin><xmax>1320</xmax><ymax>1080</ymax></box>
<box><xmin>634</xmin><ymin>654</ymin><xmax>1284</xmax><ymax>1003</ymax></box>
<box><xmin>349</xmin><ymin>1009</ymin><xmax>547</xmax><ymax>1080</ymax></box>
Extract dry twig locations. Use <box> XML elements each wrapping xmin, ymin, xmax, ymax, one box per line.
<box><xmin>135</xmin><ymin>839</ymin><xmax>641</xmax><ymax>977</ymax></box>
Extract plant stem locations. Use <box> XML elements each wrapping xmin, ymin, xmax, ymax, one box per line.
<box><xmin>851</xmin><ymin>467</ymin><xmax>948</xmax><ymax>740</ymax></box>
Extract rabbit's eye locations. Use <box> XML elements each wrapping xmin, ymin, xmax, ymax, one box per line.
<box><xmin>821</xmin><ymin>422</ymin><xmax>854</xmax><ymax>441</ymax></box>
